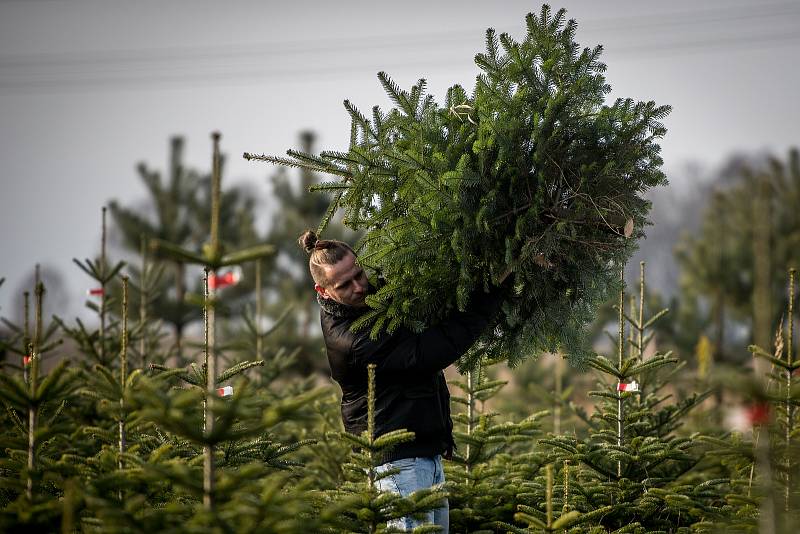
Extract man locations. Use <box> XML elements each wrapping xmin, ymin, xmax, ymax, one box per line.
<box><xmin>299</xmin><ymin>230</ymin><xmax>502</xmax><ymax>532</ymax></box>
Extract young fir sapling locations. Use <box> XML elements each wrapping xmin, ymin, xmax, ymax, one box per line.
<box><xmin>1</xmin><ymin>266</ymin><xmax>62</xmax><ymax>381</ymax></box>
<box><xmin>531</xmin><ymin>263</ymin><xmax>725</xmax><ymax>532</ymax></box>
<box><xmin>56</xmin><ymin>208</ymin><xmax>126</xmax><ymax>368</ymax></box>
<box><xmin>0</xmin><ymin>282</ymin><xmax>80</xmax><ymax>531</ymax></box>
<box><xmin>446</xmin><ymin>356</ymin><xmax>546</xmax><ymax>531</ymax></box>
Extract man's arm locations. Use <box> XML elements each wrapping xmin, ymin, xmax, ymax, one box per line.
<box><xmin>351</xmin><ymin>288</ymin><xmax>504</xmax><ymax>374</ymax></box>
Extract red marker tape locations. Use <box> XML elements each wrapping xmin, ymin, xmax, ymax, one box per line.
<box><xmin>209</xmin><ymin>267</ymin><xmax>242</xmax><ymax>290</ymax></box>
<box><xmin>217</xmin><ymin>386</ymin><xmax>233</xmax><ymax>397</ymax></box>
<box><xmin>746</xmin><ymin>403</ymin><xmax>769</xmax><ymax>426</ymax></box>
<box><xmin>23</xmin><ymin>355</ymin><xmax>32</xmax><ymax>365</ymax></box>
<box><xmin>87</xmin><ymin>288</ymin><xmax>104</xmax><ymax>296</ymax></box>
<box><xmin>617</xmin><ymin>381</ymin><xmax>639</xmax><ymax>392</ymax></box>
<box><xmin>209</xmin><ymin>269</ymin><xmax>241</xmax><ymax>290</ymax></box>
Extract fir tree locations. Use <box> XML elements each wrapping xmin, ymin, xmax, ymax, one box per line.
<box><xmin>108</xmin><ymin>137</ymin><xmax>199</xmax><ymax>362</ymax></box>
<box><xmin>446</xmin><ymin>356</ymin><xmax>546</xmax><ymax>532</ymax></box>
<box><xmin>245</xmin><ymin>4</ymin><xmax>670</xmax><ymax>368</ymax></box>
<box><xmin>700</xmin><ymin>269</ymin><xmax>800</xmax><ymax>532</ymax></box>
<box><xmin>520</xmin><ymin>263</ymin><xmax>727</xmax><ymax>531</ymax></box>
<box><xmin>56</xmin><ymin>207</ymin><xmax>126</xmax><ymax>369</ymax></box>
<box><xmin>675</xmin><ymin>148</ymin><xmax>800</xmax><ymax>366</ymax></box>
<box><xmin>500</xmin><ymin>462</ymin><xmax>614</xmax><ymax>533</ymax></box>
<box><xmin>289</xmin><ymin>390</ymin><xmax>351</xmax><ymax>491</ymax></box>
<box><xmin>110</xmin><ymin>136</ymin><xmax>263</xmax><ymax>363</ymax></box>
<box><xmin>1</xmin><ymin>285</ymin><xmax>62</xmax><ymax>384</ymax></box>
<box><xmin>0</xmin><ymin>282</ymin><xmax>81</xmax><ymax>532</ymax></box>
<box><xmin>143</xmin><ymin>133</ymin><xmax>330</xmax><ymax>531</ymax></box>
<box><xmin>144</xmin><ymin>132</ymin><xmax>274</xmax><ymax>512</ymax></box>
<box><xmin>219</xmin><ymin>258</ymin><xmax>301</xmax><ymax>388</ymax></box>
<box><xmin>82</xmin><ymin>266</ymin><xmax>324</xmax><ymax>532</ymax></box>
<box><xmin>125</xmin><ymin>237</ymin><xmax>169</xmax><ymax>371</ymax></box>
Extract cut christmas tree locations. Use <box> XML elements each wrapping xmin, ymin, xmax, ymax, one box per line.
<box><xmin>245</xmin><ymin>4</ymin><xmax>670</xmax><ymax>367</ymax></box>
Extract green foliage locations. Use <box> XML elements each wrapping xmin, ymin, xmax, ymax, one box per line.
<box><xmin>2</xmin><ymin>223</ymin><xmax>798</xmax><ymax>532</ymax></box>
<box><xmin>2</xmin><ymin>313</ymin><xmax>61</xmax><ymax>371</ymax></box>
<box><xmin>259</xmin><ymin>131</ymin><xmax>361</xmax><ymax>375</ymax></box>
<box><xmin>506</xmin><ymin>264</ymin><xmax>728</xmax><ymax>532</ymax></box>
<box><xmin>676</xmin><ymin>148</ymin><xmax>800</xmax><ymax>363</ymax></box>
<box><xmin>246</xmin><ymin>5</ymin><xmax>669</xmax><ymax>368</ymax></box>
<box><xmin>57</xmin><ymin>208</ymin><xmax>126</xmax><ymax>368</ymax></box>
<box><xmin>696</xmin><ymin>270</ymin><xmax>800</xmax><ymax>532</ymax></box>
<box><xmin>4</xmin><ymin>6</ymin><xmax>800</xmax><ymax>529</ymax></box>
<box><xmin>286</xmin><ymin>391</ymin><xmax>351</xmax><ymax>490</ymax></box>
<box><xmin>0</xmin><ymin>353</ymin><xmax>81</xmax><ymax>531</ymax></box>
<box><xmin>498</xmin><ymin>463</ymin><xmax>617</xmax><ymax>533</ymax></box>
<box><xmin>109</xmin><ymin>135</ymin><xmax>268</xmax><ymax>364</ymax></box>
<box><xmin>446</xmin><ymin>356</ymin><xmax>547</xmax><ymax>531</ymax></box>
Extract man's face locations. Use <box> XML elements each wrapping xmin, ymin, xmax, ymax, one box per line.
<box><xmin>315</xmin><ymin>252</ymin><xmax>369</xmax><ymax>307</ymax></box>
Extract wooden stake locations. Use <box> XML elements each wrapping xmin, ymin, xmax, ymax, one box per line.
<box><xmin>255</xmin><ymin>258</ymin><xmax>262</xmax><ymax>361</ymax></box>
<box><xmin>545</xmin><ymin>463</ymin><xmax>553</xmax><ymax>529</ymax></box>
<box><xmin>554</xmin><ymin>355</ymin><xmax>563</xmax><ymax>436</ymax></box>
<box><xmin>100</xmin><ymin>207</ymin><xmax>107</xmax><ymax>365</ymax></box>
<box><xmin>628</xmin><ymin>295</ymin><xmax>636</xmax><ymax>360</ymax></box>
<box><xmin>139</xmin><ymin>236</ymin><xmax>148</xmax><ymax>369</ymax></box>
<box><xmin>617</xmin><ymin>269</ymin><xmax>624</xmax><ymax>478</ymax></box>
<box><xmin>367</xmin><ymin>363</ymin><xmax>376</xmax><ymax>491</ymax></box>
<box><xmin>203</xmin><ymin>268</ymin><xmax>215</xmax><ymax>511</ymax></box>
<box><xmin>34</xmin><ymin>283</ymin><xmax>43</xmax><ymax>362</ymax></box>
<box><xmin>638</xmin><ymin>262</ymin><xmax>645</xmax><ymax>362</ymax></box>
<box><xmin>26</xmin><ymin>343</ymin><xmax>36</xmax><ymax>502</ymax></box>
<box><xmin>785</xmin><ymin>268</ymin><xmax>795</xmax><ymax>512</ymax></box>
<box><xmin>119</xmin><ymin>276</ymin><xmax>128</xmax><ymax>501</ymax></box>
<box><xmin>466</xmin><ymin>365</ymin><xmax>476</xmax><ymax>474</ymax></box>
<box><xmin>204</xmin><ymin>133</ymin><xmax>222</xmax><ymax>511</ymax></box>
<box><xmin>563</xmin><ymin>460</ymin><xmax>570</xmax><ymax>513</ymax></box>
<box><xmin>23</xmin><ymin>291</ymin><xmax>29</xmax><ymax>383</ymax></box>
<box><xmin>27</xmin><ymin>283</ymin><xmax>44</xmax><ymax>500</ymax></box>
<box><xmin>210</xmin><ymin>132</ymin><xmax>221</xmax><ymax>258</ymax></box>
<box><xmin>119</xmin><ymin>278</ymin><xmax>128</xmax><ymax>461</ymax></box>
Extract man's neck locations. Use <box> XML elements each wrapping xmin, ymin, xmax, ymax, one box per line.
<box><xmin>317</xmin><ymin>294</ymin><xmax>367</xmax><ymax>319</ymax></box>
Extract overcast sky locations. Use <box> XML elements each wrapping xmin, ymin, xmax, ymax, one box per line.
<box><xmin>1</xmin><ymin>0</ymin><xmax>799</xmax><ymax>320</ymax></box>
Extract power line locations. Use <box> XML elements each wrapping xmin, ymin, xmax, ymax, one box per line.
<box><xmin>0</xmin><ymin>5</ymin><xmax>798</xmax><ymax>93</ymax></box>
<box><xmin>1</xmin><ymin>29</ymin><xmax>797</xmax><ymax>95</ymax></box>
<box><xmin>610</xmin><ymin>29</ymin><xmax>800</xmax><ymax>56</ymax></box>
<box><xmin>1</xmin><ymin>1</ymin><xmax>798</xmax><ymax>69</ymax></box>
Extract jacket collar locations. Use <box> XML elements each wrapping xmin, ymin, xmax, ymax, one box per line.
<box><xmin>317</xmin><ymin>293</ymin><xmax>367</xmax><ymax>319</ymax></box>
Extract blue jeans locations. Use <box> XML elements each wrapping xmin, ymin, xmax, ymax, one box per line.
<box><xmin>375</xmin><ymin>455</ymin><xmax>449</xmax><ymax>533</ymax></box>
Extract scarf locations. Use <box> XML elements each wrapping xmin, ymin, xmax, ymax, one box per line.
<box><xmin>316</xmin><ymin>293</ymin><xmax>367</xmax><ymax>320</ymax></box>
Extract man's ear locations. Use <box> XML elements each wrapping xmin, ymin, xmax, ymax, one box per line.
<box><xmin>314</xmin><ymin>284</ymin><xmax>330</xmax><ymax>299</ymax></box>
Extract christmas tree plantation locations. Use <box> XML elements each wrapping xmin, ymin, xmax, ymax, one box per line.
<box><xmin>245</xmin><ymin>4</ymin><xmax>670</xmax><ymax>368</ymax></box>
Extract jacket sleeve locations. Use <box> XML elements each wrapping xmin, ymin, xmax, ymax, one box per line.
<box><xmin>350</xmin><ymin>287</ymin><xmax>504</xmax><ymax>374</ymax></box>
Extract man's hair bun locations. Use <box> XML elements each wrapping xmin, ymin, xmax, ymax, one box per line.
<box><xmin>297</xmin><ymin>232</ymin><xmax>356</xmax><ymax>285</ymax></box>
<box><xmin>298</xmin><ymin>230</ymin><xmax>318</xmax><ymax>253</ymax></box>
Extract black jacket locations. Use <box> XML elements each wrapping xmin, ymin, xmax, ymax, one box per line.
<box><xmin>319</xmin><ymin>290</ymin><xmax>502</xmax><ymax>463</ymax></box>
